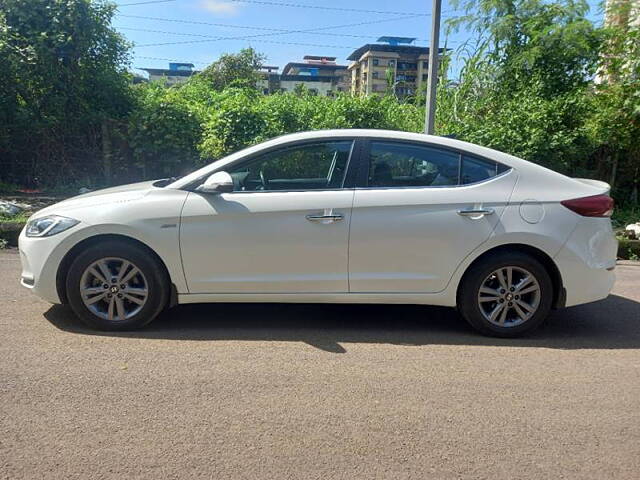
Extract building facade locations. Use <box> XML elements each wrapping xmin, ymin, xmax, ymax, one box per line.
<box><xmin>255</xmin><ymin>57</ymin><xmax>349</xmax><ymax>95</ymax></box>
<box><xmin>347</xmin><ymin>37</ymin><xmax>442</xmax><ymax>97</ymax></box>
<box><xmin>139</xmin><ymin>41</ymin><xmax>446</xmax><ymax>96</ymax></box>
<box><xmin>256</xmin><ymin>65</ymin><xmax>281</xmax><ymax>95</ymax></box>
<box><xmin>140</xmin><ymin>63</ymin><xmax>197</xmax><ymax>86</ymax></box>
<box><xmin>278</xmin><ymin>56</ymin><xmax>349</xmax><ymax>95</ymax></box>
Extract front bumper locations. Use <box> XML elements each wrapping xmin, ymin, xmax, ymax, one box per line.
<box><xmin>18</xmin><ymin>223</ymin><xmax>95</xmax><ymax>304</ymax></box>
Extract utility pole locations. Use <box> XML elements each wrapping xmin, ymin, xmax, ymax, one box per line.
<box><xmin>424</xmin><ymin>0</ymin><xmax>442</xmax><ymax>134</ymax></box>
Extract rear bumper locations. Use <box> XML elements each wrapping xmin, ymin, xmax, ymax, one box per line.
<box><xmin>554</xmin><ymin>218</ymin><xmax>617</xmax><ymax>307</ymax></box>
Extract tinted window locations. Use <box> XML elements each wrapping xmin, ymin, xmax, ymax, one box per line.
<box><xmin>228</xmin><ymin>141</ymin><xmax>353</xmax><ymax>192</ymax></box>
<box><xmin>368</xmin><ymin>142</ymin><xmax>460</xmax><ymax>188</ymax></box>
<box><xmin>461</xmin><ymin>155</ymin><xmax>500</xmax><ymax>185</ymax></box>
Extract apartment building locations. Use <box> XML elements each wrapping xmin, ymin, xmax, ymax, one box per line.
<box><xmin>255</xmin><ymin>56</ymin><xmax>349</xmax><ymax>95</ymax></box>
<box><xmin>140</xmin><ymin>62</ymin><xmax>197</xmax><ymax>86</ymax></box>
<box><xmin>280</xmin><ymin>56</ymin><xmax>350</xmax><ymax>95</ymax></box>
<box><xmin>256</xmin><ymin>65</ymin><xmax>281</xmax><ymax>94</ymax></box>
<box><xmin>347</xmin><ymin>37</ymin><xmax>441</xmax><ymax>97</ymax></box>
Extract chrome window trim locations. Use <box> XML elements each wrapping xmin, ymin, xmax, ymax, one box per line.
<box><xmin>214</xmin><ymin>187</ymin><xmax>357</xmax><ymax>195</ymax></box>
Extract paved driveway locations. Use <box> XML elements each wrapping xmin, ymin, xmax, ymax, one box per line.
<box><xmin>1</xmin><ymin>249</ymin><xmax>639</xmax><ymax>479</ymax></box>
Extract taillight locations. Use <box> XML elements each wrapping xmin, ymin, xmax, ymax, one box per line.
<box><xmin>561</xmin><ymin>194</ymin><xmax>614</xmax><ymax>217</ymax></box>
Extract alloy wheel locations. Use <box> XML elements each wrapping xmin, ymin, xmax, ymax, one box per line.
<box><xmin>477</xmin><ymin>266</ymin><xmax>541</xmax><ymax>327</ymax></box>
<box><xmin>79</xmin><ymin>257</ymin><xmax>149</xmax><ymax>321</ymax></box>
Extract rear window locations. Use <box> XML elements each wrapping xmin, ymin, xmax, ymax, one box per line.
<box><xmin>366</xmin><ymin>142</ymin><xmax>511</xmax><ymax>188</ymax></box>
<box><xmin>368</xmin><ymin>142</ymin><xmax>460</xmax><ymax>188</ymax></box>
<box><xmin>461</xmin><ymin>155</ymin><xmax>499</xmax><ymax>184</ymax></box>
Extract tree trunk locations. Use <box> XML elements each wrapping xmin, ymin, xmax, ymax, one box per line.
<box><xmin>632</xmin><ymin>165</ymin><xmax>639</xmax><ymax>204</ymax></box>
<box><xmin>610</xmin><ymin>154</ymin><xmax>618</xmax><ymax>189</ymax></box>
<box><xmin>102</xmin><ymin>119</ymin><xmax>112</xmax><ymax>186</ymax></box>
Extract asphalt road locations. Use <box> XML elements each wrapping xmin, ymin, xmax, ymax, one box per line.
<box><xmin>1</xmin><ymin>249</ymin><xmax>639</xmax><ymax>479</ymax></box>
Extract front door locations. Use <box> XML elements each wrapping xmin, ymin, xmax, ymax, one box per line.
<box><xmin>180</xmin><ymin>140</ymin><xmax>356</xmax><ymax>293</ymax></box>
<box><xmin>348</xmin><ymin>139</ymin><xmax>518</xmax><ymax>293</ymax></box>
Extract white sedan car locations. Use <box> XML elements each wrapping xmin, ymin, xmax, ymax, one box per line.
<box><xmin>18</xmin><ymin>129</ymin><xmax>617</xmax><ymax>337</ymax></box>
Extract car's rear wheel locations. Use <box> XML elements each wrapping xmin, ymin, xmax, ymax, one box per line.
<box><xmin>66</xmin><ymin>240</ymin><xmax>169</xmax><ymax>330</ymax></box>
<box><xmin>457</xmin><ymin>252</ymin><xmax>553</xmax><ymax>337</ymax></box>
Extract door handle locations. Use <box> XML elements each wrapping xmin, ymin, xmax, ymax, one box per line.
<box><xmin>457</xmin><ymin>208</ymin><xmax>495</xmax><ymax>217</ymax></box>
<box><xmin>305</xmin><ymin>213</ymin><xmax>344</xmax><ymax>222</ymax></box>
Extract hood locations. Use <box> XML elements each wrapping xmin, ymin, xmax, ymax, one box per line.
<box><xmin>32</xmin><ymin>180</ymin><xmax>159</xmax><ymax>220</ymax></box>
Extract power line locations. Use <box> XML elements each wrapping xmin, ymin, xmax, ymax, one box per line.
<box><xmin>117</xmin><ymin>0</ymin><xmax>435</xmax><ymax>16</ymax></box>
<box><xmin>120</xmin><ymin>25</ymin><xmax>381</xmax><ymax>41</ymax></box>
<box><xmin>136</xmin><ymin>37</ymin><xmax>357</xmax><ymax>49</ymax></box>
<box><xmin>117</xmin><ymin>12</ymin><xmax>431</xmax><ymax>30</ymax></box>
<box><xmin>227</xmin><ymin>0</ymin><xmax>431</xmax><ymax>16</ymax></box>
<box><xmin>120</xmin><ymin>25</ymin><xmax>462</xmax><ymax>44</ymax></box>
<box><xmin>129</xmin><ymin>14</ymin><xmax>426</xmax><ymax>47</ymax></box>
<box><xmin>118</xmin><ymin>0</ymin><xmax>177</xmax><ymax>5</ymax></box>
<box><xmin>119</xmin><ymin>25</ymin><xmax>433</xmax><ymax>43</ymax></box>
<box><xmin>136</xmin><ymin>55</ymin><xmax>209</xmax><ymax>65</ymax></box>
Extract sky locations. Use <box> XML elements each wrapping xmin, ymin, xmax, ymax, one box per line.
<box><xmin>112</xmin><ymin>0</ymin><xmax>605</xmax><ymax>79</ymax></box>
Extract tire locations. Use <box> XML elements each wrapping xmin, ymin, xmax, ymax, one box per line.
<box><xmin>457</xmin><ymin>251</ymin><xmax>554</xmax><ymax>338</ymax></box>
<box><xmin>65</xmin><ymin>240</ymin><xmax>169</xmax><ymax>331</ymax></box>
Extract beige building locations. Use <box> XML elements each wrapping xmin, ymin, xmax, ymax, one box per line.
<box><xmin>347</xmin><ymin>38</ymin><xmax>441</xmax><ymax>97</ymax></box>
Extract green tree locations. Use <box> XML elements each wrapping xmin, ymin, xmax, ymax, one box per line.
<box><xmin>197</xmin><ymin>47</ymin><xmax>265</xmax><ymax>91</ymax></box>
<box><xmin>127</xmin><ymin>83</ymin><xmax>203</xmax><ymax>178</ymax></box>
<box><xmin>586</xmin><ymin>0</ymin><xmax>640</xmax><ymax>202</ymax></box>
<box><xmin>449</xmin><ymin>0</ymin><xmax>601</xmax><ymax>95</ymax></box>
<box><xmin>438</xmin><ymin>0</ymin><xmax>602</xmax><ymax>174</ymax></box>
<box><xmin>0</xmin><ymin>0</ymin><xmax>131</xmax><ymax>186</ymax></box>
<box><xmin>385</xmin><ymin>67</ymin><xmax>396</xmax><ymax>97</ymax></box>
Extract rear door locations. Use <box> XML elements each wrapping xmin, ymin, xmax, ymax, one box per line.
<box><xmin>348</xmin><ymin>139</ymin><xmax>517</xmax><ymax>293</ymax></box>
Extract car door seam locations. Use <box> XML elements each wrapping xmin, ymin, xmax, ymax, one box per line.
<box><xmin>346</xmin><ymin>188</ymin><xmax>356</xmax><ymax>293</ymax></box>
<box><xmin>177</xmin><ymin>191</ymin><xmax>192</xmax><ymax>294</ymax></box>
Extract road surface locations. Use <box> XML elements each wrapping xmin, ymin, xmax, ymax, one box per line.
<box><xmin>1</xmin><ymin>250</ymin><xmax>639</xmax><ymax>479</ymax></box>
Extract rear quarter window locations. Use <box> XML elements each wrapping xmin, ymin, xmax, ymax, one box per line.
<box><xmin>461</xmin><ymin>155</ymin><xmax>508</xmax><ymax>185</ymax></box>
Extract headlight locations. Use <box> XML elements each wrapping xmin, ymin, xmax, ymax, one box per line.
<box><xmin>25</xmin><ymin>215</ymin><xmax>79</xmax><ymax>237</ymax></box>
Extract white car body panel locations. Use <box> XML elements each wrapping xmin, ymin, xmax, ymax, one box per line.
<box><xmin>180</xmin><ymin>189</ymin><xmax>354</xmax><ymax>293</ymax></box>
<box><xmin>348</xmin><ymin>170</ymin><xmax>518</xmax><ymax>293</ymax></box>
<box><xmin>19</xmin><ymin>185</ymin><xmax>190</xmax><ymax>302</ymax></box>
<box><xmin>18</xmin><ymin>224</ymin><xmax>100</xmax><ymax>304</ymax></box>
<box><xmin>17</xmin><ymin>129</ymin><xmax>616</xmax><ymax>313</ymax></box>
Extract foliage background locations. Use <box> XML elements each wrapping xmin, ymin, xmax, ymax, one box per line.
<box><xmin>0</xmin><ymin>0</ymin><xmax>638</xmax><ymax>206</ymax></box>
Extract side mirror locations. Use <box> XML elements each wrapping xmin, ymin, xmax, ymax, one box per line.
<box><xmin>196</xmin><ymin>171</ymin><xmax>234</xmax><ymax>194</ymax></box>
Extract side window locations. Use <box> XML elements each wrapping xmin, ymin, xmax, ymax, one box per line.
<box><xmin>461</xmin><ymin>155</ymin><xmax>501</xmax><ymax>185</ymax></box>
<box><xmin>367</xmin><ymin>142</ymin><xmax>460</xmax><ymax>188</ymax></box>
<box><xmin>228</xmin><ymin>141</ymin><xmax>353</xmax><ymax>192</ymax></box>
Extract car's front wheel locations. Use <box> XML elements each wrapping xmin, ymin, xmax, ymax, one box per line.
<box><xmin>66</xmin><ymin>240</ymin><xmax>169</xmax><ymax>330</ymax></box>
<box><xmin>457</xmin><ymin>251</ymin><xmax>554</xmax><ymax>337</ymax></box>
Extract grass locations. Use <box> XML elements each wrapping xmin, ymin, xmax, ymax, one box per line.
<box><xmin>0</xmin><ymin>212</ymin><xmax>31</xmax><ymax>224</ymax></box>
